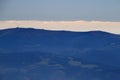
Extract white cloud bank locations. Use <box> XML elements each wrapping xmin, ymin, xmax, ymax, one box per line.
<box><xmin>0</xmin><ymin>20</ymin><xmax>120</xmax><ymax>34</ymax></box>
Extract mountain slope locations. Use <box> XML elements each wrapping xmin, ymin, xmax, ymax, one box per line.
<box><xmin>0</xmin><ymin>28</ymin><xmax>119</xmax><ymax>53</ymax></box>
<box><xmin>0</xmin><ymin>28</ymin><xmax>120</xmax><ymax>80</ymax></box>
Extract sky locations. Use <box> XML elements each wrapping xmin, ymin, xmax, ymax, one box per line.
<box><xmin>0</xmin><ymin>0</ymin><xmax>120</xmax><ymax>34</ymax></box>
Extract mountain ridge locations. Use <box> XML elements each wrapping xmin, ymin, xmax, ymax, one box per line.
<box><xmin>0</xmin><ymin>27</ymin><xmax>120</xmax><ymax>53</ymax></box>
<box><xmin>0</xmin><ymin>27</ymin><xmax>120</xmax><ymax>80</ymax></box>
<box><xmin>0</xmin><ymin>27</ymin><xmax>118</xmax><ymax>34</ymax></box>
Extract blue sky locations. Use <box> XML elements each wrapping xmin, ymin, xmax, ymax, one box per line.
<box><xmin>0</xmin><ymin>0</ymin><xmax>120</xmax><ymax>21</ymax></box>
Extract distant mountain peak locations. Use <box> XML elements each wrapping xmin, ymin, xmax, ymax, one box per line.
<box><xmin>0</xmin><ymin>27</ymin><xmax>115</xmax><ymax>34</ymax></box>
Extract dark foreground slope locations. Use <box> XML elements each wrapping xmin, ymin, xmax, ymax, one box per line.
<box><xmin>0</xmin><ymin>28</ymin><xmax>120</xmax><ymax>80</ymax></box>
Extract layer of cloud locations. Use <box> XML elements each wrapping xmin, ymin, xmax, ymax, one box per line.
<box><xmin>0</xmin><ymin>20</ymin><xmax>120</xmax><ymax>34</ymax></box>
<box><xmin>68</xmin><ymin>57</ymin><xmax>98</xmax><ymax>69</ymax></box>
<box><xmin>28</xmin><ymin>58</ymin><xmax>64</xmax><ymax>69</ymax></box>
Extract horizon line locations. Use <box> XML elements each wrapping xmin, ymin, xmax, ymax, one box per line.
<box><xmin>0</xmin><ymin>27</ymin><xmax>119</xmax><ymax>35</ymax></box>
<box><xmin>0</xmin><ymin>20</ymin><xmax>120</xmax><ymax>34</ymax></box>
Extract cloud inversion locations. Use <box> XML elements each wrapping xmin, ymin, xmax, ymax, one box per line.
<box><xmin>0</xmin><ymin>20</ymin><xmax>120</xmax><ymax>34</ymax></box>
